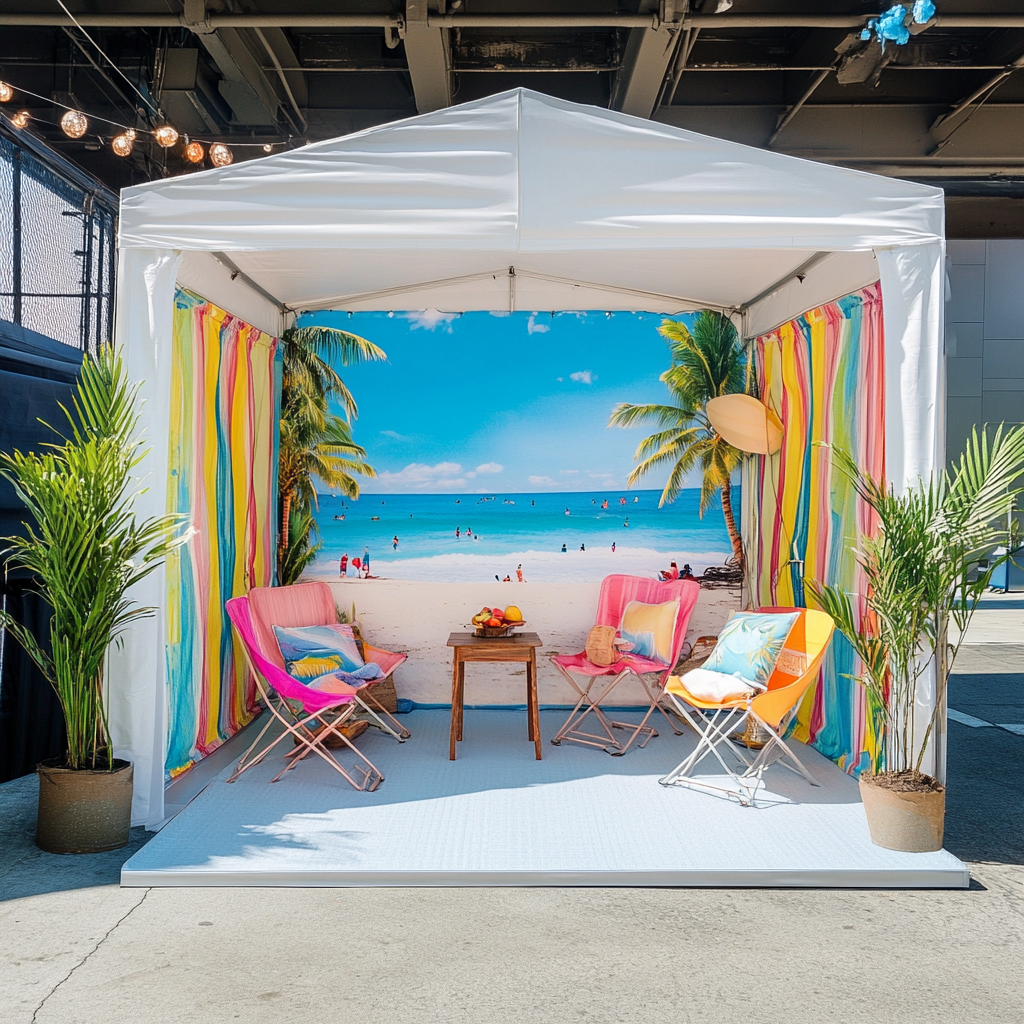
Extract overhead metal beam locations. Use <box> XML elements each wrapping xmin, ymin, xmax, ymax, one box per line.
<box><xmin>183</xmin><ymin>2</ymin><xmax>281</xmax><ymax>127</ymax></box>
<box><xmin>610</xmin><ymin>2</ymin><xmax>681</xmax><ymax>119</ymax></box>
<box><xmin>4</xmin><ymin>12</ymin><xmax>1024</xmax><ymax>30</ymax></box>
<box><xmin>404</xmin><ymin>1</ymin><xmax>451</xmax><ymax>114</ymax></box>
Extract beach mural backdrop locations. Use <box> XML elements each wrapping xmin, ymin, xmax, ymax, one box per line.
<box><xmin>295</xmin><ymin>310</ymin><xmax>737</xmax><ymax>584</ymax></box>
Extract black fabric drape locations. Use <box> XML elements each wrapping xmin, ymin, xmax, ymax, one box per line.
<box><xmin>0</xmin><ymin>318</ymin><xmax>81</xmax><ymax>781</ymax></box>
<box><xmin>0</xmin><ymin>577</ymin><xmax>64</xmax><ymax>781</ymax></box>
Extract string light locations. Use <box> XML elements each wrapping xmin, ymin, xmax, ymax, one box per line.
<box><xmin>153</xmin><ymin>125</ymin><xmax>179</xmax><ymax>148</ymax></box>
<box><xmin>61</xmin><ymin>110</ymin><xmax>88</xmax><ymax>138</ymax></box>
<box><xmin>2</xmin><ymin>77</ymin><xmax>290</xmax><ymax>159</ymax></box>
<box><xmin>209</xmin><ymin>142</ymin><xmax>233</xmax><ymax>167</ymax></box>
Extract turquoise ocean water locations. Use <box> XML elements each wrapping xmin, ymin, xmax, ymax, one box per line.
<box><xmin>312</xmin><ymin>488</ymin><xmax>734</xmax><ymax>583</ymax></box>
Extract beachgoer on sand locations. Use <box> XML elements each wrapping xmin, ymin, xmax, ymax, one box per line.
<box><xmin>339</xmin><ymin>553</ymin><xmax>348</xmax><ymax>577</ymax></box>
<box><xmin>516</xmin><ymin>564</ymin><xmax>524</xmax><ymax>582</ymax></box>
<box><xmin>580</xmin><ymin>543</ymin><xmax>585</xmax><ymax>552</ymax></box>
<box><xmin>363</xmin><ymin>547</ymin><xmax>371</xmax><ymax>577</ymax></box>
<box><xmin>611</xmin><ymin>542</ymin><xmax>616</xmax><ymax>553</ymax></box>
<box><xmin>561</xmin><ymin>543</ymin><xmax>567</xmax><ymax>553</ymax></box>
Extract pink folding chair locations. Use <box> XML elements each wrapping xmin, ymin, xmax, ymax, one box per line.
<box><xmin>224</xmin><ymin>596</ymin><xmax>384</xmax><ymax>791</ymax></box>
<box><xmin>247</xmin><ymin>582</ymin><xmax>410</xmax><ymax>743</ymax></box>
<box><xmin>551</xmin><ymin>574</ymin><xmax>701</xmax><ymax>755</ymax></box>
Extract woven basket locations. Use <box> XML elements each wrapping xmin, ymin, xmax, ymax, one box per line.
<box><xmin>675</xmin><ymin>634</ymin><xmax>719</xmax><ymax>674</ymax></box>
<box><xmin>364</xmin><ymin>676</ymin><xmax>398</xmax><ymax>713</ymax></box>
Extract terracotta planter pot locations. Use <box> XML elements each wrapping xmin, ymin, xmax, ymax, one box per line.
<box><xmin>36</xmin><ymin>759</ymin><xmax>133</xmax><ymax>854</ymax></box>
<box><xmin>859</xmin><ymin>773</ymin><xmax>945</xmax><ymax>853</ymax></box>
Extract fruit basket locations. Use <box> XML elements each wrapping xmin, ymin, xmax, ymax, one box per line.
<box><xmin>474</xmin><ymin>620</ymin><xmax>526</xmax><ymax>638</ymax></box>
<box><xmin>470</xmin><ymin>605</ymin><xmax>526</xmax><ymax>637</ymax></box>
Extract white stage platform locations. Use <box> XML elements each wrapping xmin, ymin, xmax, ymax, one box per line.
<box><xmin>122</xmin><ymin>709</ymin><xmax>968</xmax><ymax>888</ymax></box>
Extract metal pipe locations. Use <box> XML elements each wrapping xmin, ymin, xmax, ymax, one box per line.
<box><xmin>931</xmin><ymin>53</ymin><xmax>1024</xmax><ymax>132</ymax></box>
<box><xmin>5</xmin><ymin>11</ymin><xmax>1024</xmax><ymax>31</ymax></box>
<box><xmin>253</xmin><ymin>28</ymin><xmax>307</xmax><ymax>133</ymax></box>
<box><xmin>768</xmin><ymin>69</ymin><xmax>830</xmax><ymax>146</ymax></box>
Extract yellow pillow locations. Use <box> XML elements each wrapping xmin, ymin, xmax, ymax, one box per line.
<box><xmin>620</xmin><ymin>599</ymin><xmax>680</xmax><ymax>665</ymax></box>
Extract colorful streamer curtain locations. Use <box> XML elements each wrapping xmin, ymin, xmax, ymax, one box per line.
<box><xmin>749</xmin><ymin>284</ymin><xmax>885</xmax><ymax>775</ymax></box>
<box><xmin>165</xmin><ymin>288</ymin><xmax>282</xmax><ymax>778</ymax></box>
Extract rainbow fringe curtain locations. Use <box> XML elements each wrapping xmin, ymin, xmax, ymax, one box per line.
<box><xmin>165</xmin><ymin>289</ymin><xmax>282</xmax><ymax>778</ymax></box>
<box><xmin>749</xmin><ymin>284</ymin><xmax>885</xmax><ymax>775</ymax></box>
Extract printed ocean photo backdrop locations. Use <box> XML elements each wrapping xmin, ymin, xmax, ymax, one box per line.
<box><xmin>296</xmin><ymin>310</ymin><xmax>737</xmax><ymax>584</ymax></box>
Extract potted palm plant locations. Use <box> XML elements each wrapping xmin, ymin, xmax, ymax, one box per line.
<box><xmin>0</xmin><ymin>347</ymin><xmax>182</xmax><ymax>854</ymax></box>
<box><xmin>808</xmin><ymin>425</ymin><xmax>1024</xmax><ymax>852</ymax></box>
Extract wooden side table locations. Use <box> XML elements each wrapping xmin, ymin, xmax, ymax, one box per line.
<box><xmin>446</xmin><ymin>632</ymin><xmax>543</xmax><ymax>760</ymax></box>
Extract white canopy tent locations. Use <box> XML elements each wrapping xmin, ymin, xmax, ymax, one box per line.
<box><xmin>113</xmin><ymin>88</ymin><xmax>945</xmax><ymax>826</ymax></box>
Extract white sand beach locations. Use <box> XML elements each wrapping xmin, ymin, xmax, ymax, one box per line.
<box><xmin>310</xmin><ymin>546</ymin><xmax>730</xmax><ymax>585</ymax></box>
<box><xmin>315</xmin><ymin>577</ymin><xmax>743</xmax><ymax>706</ymax></box>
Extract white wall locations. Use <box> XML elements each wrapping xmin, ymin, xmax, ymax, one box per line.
<box><xmin>946</xmin><ymin>240</ymin><xmax>1024</xmax><ymax>464</ymax></box>
<box><xmin>322</xmin><ymin>578</ymin><xmax>740</xmax><ymax>706</ymax></box>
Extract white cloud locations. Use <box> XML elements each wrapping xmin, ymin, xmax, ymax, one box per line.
<box><xmin>556</xmin><ymin>376</ymin><xmax>564</xmax><ymax>382</ymax></box>
<box><xmin>475</xmin><ymin>462</ymin><xmax>504</xmax><ymax>474</ymax></box>
<box><xmin>527</xmin><ymin>312</ymin><xmax>550</xmax><ymax>334</ymax></box>
<box><xmin>528</xmin><ymin>475</ymin><xmax>559</xmax><ymax>487</ymax></box>
<box><xmin>402</xmin><ymin>309</ymin><xmax>459</xmax><ymax>332</ymax></box>
<box><xmin>369</xmin><ymin>461</ymin><xmax>467</xmax><ymax>492</ymax></box>
<box><xmin>570</xmin><ymin>370</ymin><xmax>595</xmax><ymax>385</ymax></box>
<box><xmin>560</xmin><ymin>469</ymin><xmax>579</xmax><ymax>475</ymax></box>
<box><xmin>380</xmin><ymin>429</ymin><xmax>407</xmax><ymax>440</ymax></box>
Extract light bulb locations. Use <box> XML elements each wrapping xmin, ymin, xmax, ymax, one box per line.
<box><xmin>0</xmin><ymin>81</ymin><xmax>13</xmax><ymax>103</ymax></box>
<box><xmin>209</xmin><ymin>142</ymin><xmax>232</xmax><ymax>167</ymax></box>
<box><xmin>61</xmin><ymin>110</ymin><xmax>88</xmax><ymax>138</ymax></box>
<box><xmin>262</xmin><ymin>143</ymin><xmax>272</xmax><ymax>153</ymax></box>
<box><xmin>111</xmin><ymin>133</ymin><xmax>134</xmax><ymax>157</ymax></box>
<box><xmin>153</xmin><ymin>125</ymin><xmax>178</xmax><ymax>148</ymax></box>
<box><xmin>11</xmin><ymin>110</ymin><xmax>30</xmax><ymax>129</ymax></box>
<box><xmin>184</xmin><ymin>140</ymin><xmax>205</xmax><ymax>164</ymax></box>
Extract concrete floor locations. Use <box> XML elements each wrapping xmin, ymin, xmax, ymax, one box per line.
<box><xmin>2</xmin><ymin>642</ymin><xmax>1022</xmax><ymax>1023</ymax></box>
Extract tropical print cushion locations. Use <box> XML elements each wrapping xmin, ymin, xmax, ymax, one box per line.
<box><xmin>702</xmin><ymin>611</ymin><xmax>799</xmax><ymax>687</ymax></box>
<box><xmin>619</xmin><ymin>598</ymin><xmax>680</xmax><ymax>665</ymax></box>
<box><xmin>273</xmin><ymin>623</ymin><xmax>365</xmax><ymax>681</ymax></box>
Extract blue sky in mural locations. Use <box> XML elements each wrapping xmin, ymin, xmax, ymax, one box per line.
<box><xmin>296</xmin><ymin>309</ymin><xmax>698</xmax><ymax>494</ymax></box>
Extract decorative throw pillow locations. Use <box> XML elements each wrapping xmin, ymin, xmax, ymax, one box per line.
<box><xmin>585</xmin><ymin>625</ymin><xmax>618</xmax><ymax>667</ymax></box>
<box><xmin>701</xmin><ymin>611</ymin><xmax>799</xmax><ymax>687</ymax></box>
<box><xmin>273</xmin><ymin>623</ymin><xmax>365</xmax><ymax>681</ymax></box>
<box><xmin>619</xmin><ymin>599</ymin><xmax>679</xmax><ymax>665</ymax></box>
<box><xmin>675</xmin><ymin>666</ymin><xmax>763</xmax><ymax>704</ymax></box>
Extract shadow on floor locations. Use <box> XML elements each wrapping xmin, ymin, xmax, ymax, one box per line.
<box><xmin>0</xmin><ymin>773</ymin><xmax>151</xmax><ymax>903</ymax></box>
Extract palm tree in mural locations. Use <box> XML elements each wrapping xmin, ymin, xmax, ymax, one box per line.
<box><xmin>608</xmin><ymin>310</ymin><xmax>748</xmax><ymax>570</ymax></box>
<box><xmin>278</xmin><ymin>325</ymin><xmax>386</xmax><ymax>585</ymax></box>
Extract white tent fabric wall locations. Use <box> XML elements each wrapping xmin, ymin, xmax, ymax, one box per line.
<box><xmin>113</xmin><ymin>89</ymin><xmax>946</xmax><ymax>827</ymax></box>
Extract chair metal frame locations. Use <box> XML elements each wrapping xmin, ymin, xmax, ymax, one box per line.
<box><xmin>659</xmin><ymin>607</ymin><xmax>834</xmax><ymax>806</ymax></box>
<box><xmin>550</xmin><ymin>575</ymin><xmax>701</xmax><ymax>756</ymax></box>
<box><xmin>225</xmin><ymin>595</ymin><xmax>386</xmax><ymax>791</ymax></box>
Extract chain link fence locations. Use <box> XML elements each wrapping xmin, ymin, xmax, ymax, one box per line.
<box><xmin>1</xmin><ymin>117</ymin><xmax>117</xmax><ymax>352</ymax></box>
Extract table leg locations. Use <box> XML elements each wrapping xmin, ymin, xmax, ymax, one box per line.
<box><xmin>458</xmin><ymin>661</ymin><xmax>467</xmax><ymax>741</ymax></box>
<box><xmin>449</xmin><ymin>651</ymin><xmax>460</xmax><ymax>760</ymax></box>
<box><xmin>529</xmin><ymin>651</ymin><xmax>542</xmax><ymax>760</ymax></box>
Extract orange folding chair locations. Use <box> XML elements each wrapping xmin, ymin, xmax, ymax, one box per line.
<box><xmin>660</xmin><ymin>608</ymin><xmax>834</xmax><ymax>806</ymax></box>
